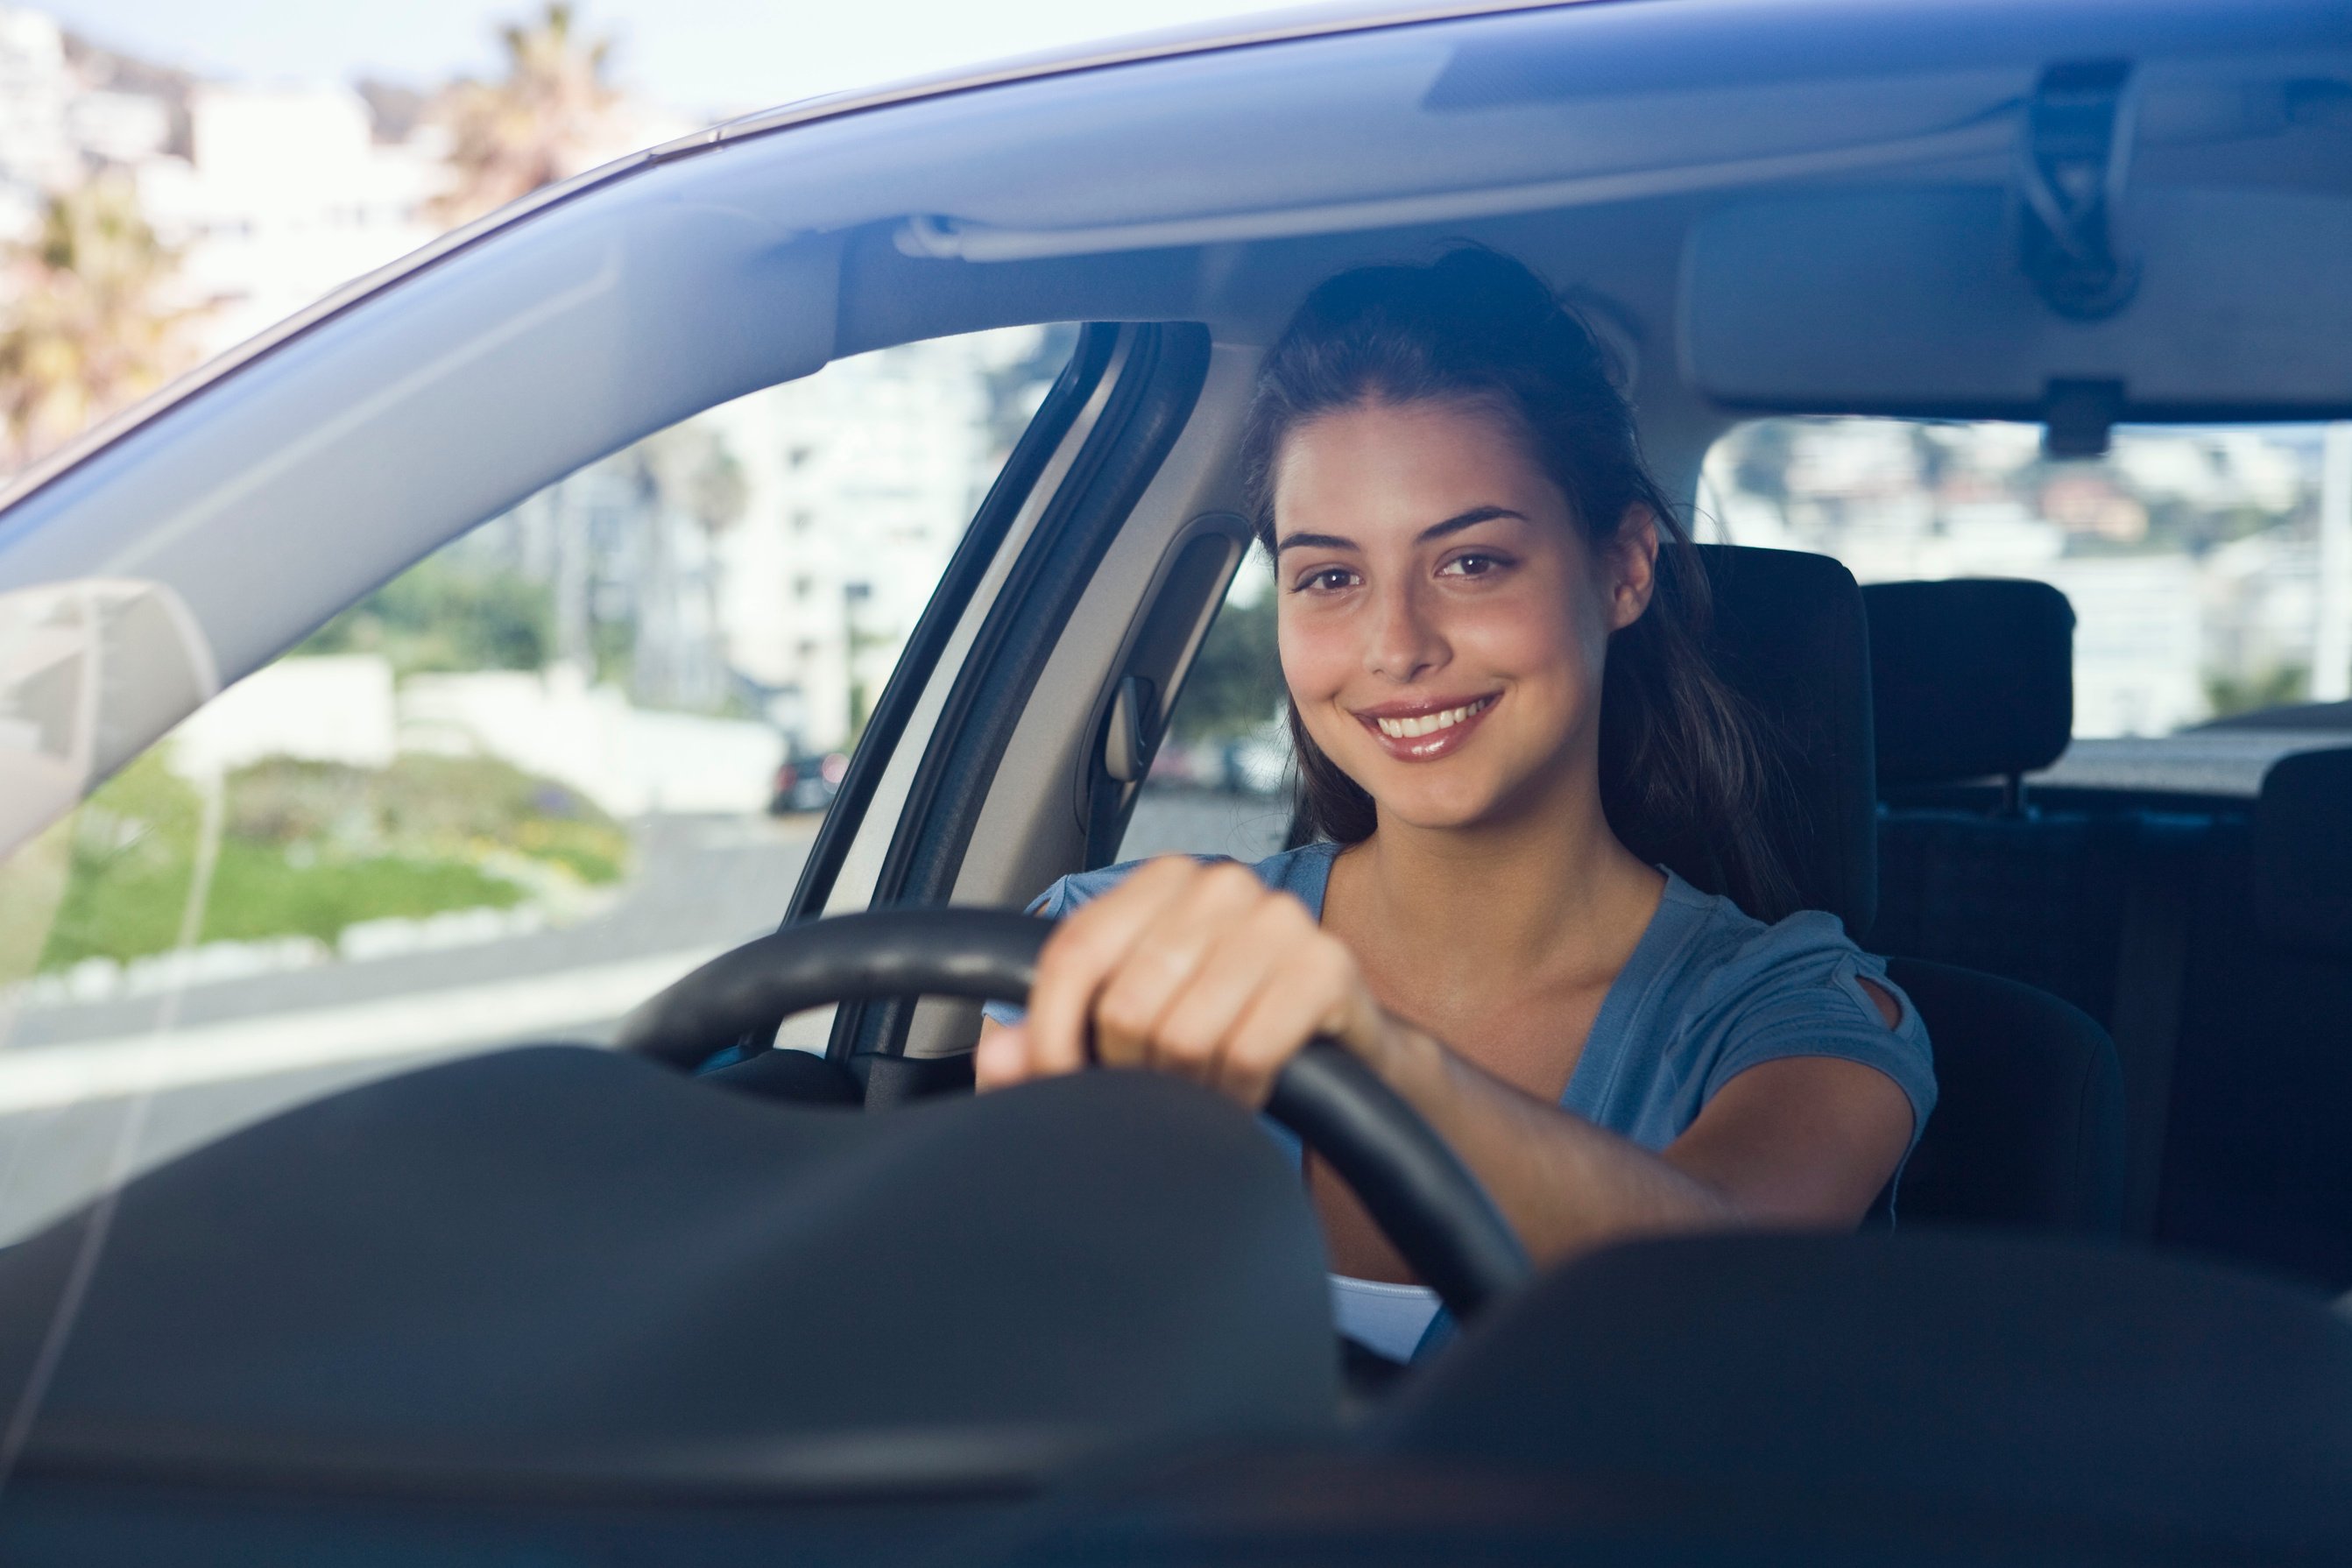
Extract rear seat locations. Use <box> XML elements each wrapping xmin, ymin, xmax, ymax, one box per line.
<box><xmin>1861</xmin><ymin>580</ymin><xmax>2131</xmax><ymax>1021</ymax></box>
<box><xmin>1861</xmin><ymin>580</ymin><xmax>2208</xmax><ymax>1242</ymax></box>
<box><xmin>2159</xmin><ymin>748</ymin><xmax>2352</xmax><ymax>1288</ymax></box>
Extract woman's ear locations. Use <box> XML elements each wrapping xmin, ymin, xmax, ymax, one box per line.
<box><xmin>1607</xmin><ymin>505</ymin><xmax>1661</xmax><ymax>632</ymax></box>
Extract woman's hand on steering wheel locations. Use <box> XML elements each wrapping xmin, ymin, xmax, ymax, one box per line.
<box><xmin>976</xmin><ymin>857</ymin><xmax>1401</xmax><ymax>1108</ymax></box>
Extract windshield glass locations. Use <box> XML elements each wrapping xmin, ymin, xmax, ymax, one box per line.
<box><xmin>0</xmin><ymin>326</ymin><xmax>1070</xmax><ymax>1265</ymax></box>
<box><xmin>1702</xmin><ymin>419</ymin><xmax>2352</xmax><ymax>792</ymax></box>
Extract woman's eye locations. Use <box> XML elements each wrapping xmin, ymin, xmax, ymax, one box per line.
<box><xmin>1439</xmin><ymin>552</ymin><xmax>1508</xmax><ymax>578</ymax></box>
<box><xmin>1295</xmin><ymin>568</ymin><xmax>1359</xmax><ymax>594</ymax></box>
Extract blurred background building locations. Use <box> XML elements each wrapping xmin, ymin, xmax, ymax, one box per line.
<box><xmin>1702</xmin><ymin>418</ymin><xmax>2350</xmax><ymax>737</ymax></box>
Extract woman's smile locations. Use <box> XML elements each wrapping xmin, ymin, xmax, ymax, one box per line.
<box><xmin>1354</xmin><ymin>691</ymin><xmax>1501</xmax><ymax>760</ymax></box>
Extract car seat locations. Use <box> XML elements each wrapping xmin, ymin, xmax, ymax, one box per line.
<box><xmin>2161</xmin><ymin>746</ymin><xmax>2352</xmax><ymax>1287</ymax></box>
<box><xmin>1670</xmin><ymin>551</ymin><xmax>2123</xmax><ymax>1234</ymax></box>
<box><xmin>1863</xmin><ymin>582</ymin><xmax>2141</xmax><ymax>1019</ymax></box>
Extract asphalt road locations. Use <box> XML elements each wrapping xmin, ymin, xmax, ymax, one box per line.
<box><xmin>0</xmin><ymin>790</ymin><xmax>1289</xmax><ymax>1243</ymax></box>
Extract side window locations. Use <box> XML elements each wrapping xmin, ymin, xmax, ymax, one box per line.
<box><xmin>0</xmin><ymin>326</ymin><xmax>1071</xmax><ymax>1240</ymax></box>
<box><xmin>1116</xmin><ymin>550</ymin><xmax>1296</xmax><ymax>865</ymax></box>
<box><xmin>1702</xmin><ymin>419</ymin><xmax>2343</xmax><ymax>742</ymax></box>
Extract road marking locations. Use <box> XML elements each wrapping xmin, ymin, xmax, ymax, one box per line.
<box><xmin>0</xmin><ymin>947</ymin><xmax>724</xmax><ymax>1113</ymax></box>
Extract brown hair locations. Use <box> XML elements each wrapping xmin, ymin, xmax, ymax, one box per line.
<box><xmin>1239</xmin><ymin>246</ymin><xmax>1793</xmax><ymax>920</ymax></box>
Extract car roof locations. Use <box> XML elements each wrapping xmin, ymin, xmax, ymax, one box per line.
<box><xmin>709</xmin><ymin>0</ymin><xmax>1591</xmax><ymax>145</ymax></box>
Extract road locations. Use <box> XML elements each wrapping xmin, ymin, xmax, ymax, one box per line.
<box><xmin>0</xmin><ymin>790</ymin><xmax>1289</xmax><ymax>1242</ymax></box>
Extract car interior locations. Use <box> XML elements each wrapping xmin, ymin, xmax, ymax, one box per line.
<box><xmin>1</xmin><ymin>1</ymin><xmax>2348</xmax><ymax>1561</ymax></box>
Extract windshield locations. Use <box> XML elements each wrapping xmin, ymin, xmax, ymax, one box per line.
<box><xmin>0</xmin><ymin>327</ymin><xmax>1070</xmax><ymax>1301</ymax></box>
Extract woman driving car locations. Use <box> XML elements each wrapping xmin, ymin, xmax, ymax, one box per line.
<box><xmin>978</xmin><ymin>247</ymin><xmax>1935</xmax><ymax>1362</ymax></box>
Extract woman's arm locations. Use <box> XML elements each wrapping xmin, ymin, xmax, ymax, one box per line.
<box><xmin>1343</xmin><ymin>1026</ymin><xmax>1911</xmax><ymax>1270</ymax></box>
<box><xmin>977</xmin><ymin>857</ymin><xmax>1915</xmax><ymax>1272</ymax></box>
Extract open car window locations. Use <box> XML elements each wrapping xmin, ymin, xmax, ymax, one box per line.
<box><xmin>1114</xmin><ymin>547</ymin><xmax>1296</xmax><ymax>867</ymax></box>
<box><xmin>1703</xmin><ymin>418</ymin><xmax>2352</xmax><ymax>795</ymax></box>
<box><xmin>0</xmin><ymin>324</ymin><xmax>1073</xmax><ymax>1247</ymax></box>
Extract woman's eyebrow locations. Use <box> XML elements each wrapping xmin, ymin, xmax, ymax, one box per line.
<box><xmin>1417</xmin><ymin>505</ymin><xmax>1527</xmax><ymax>542</ymax></box>
<box><xmin>1275</xmin><ymin>505</ymin><xmax>1528</xmax><ymax>555</ymax></box>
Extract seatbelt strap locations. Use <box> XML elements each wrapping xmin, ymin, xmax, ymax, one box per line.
<box><xmin>2108</xmin><ymin>823</ymin><xmax>2199</xmax><ymax>1240</ymax></box>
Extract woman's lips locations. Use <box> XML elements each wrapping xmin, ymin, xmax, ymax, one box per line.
<box><xmin>1353</xmin><ymin>694</ymin><xmax>1498</xmax><ymax>762</ymax></box>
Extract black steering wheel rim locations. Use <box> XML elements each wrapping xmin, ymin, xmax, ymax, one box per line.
<box><xmin>616</xmin><ymin>907</ymin><xmax>1531</xmax><ymax>1324</ymax></box>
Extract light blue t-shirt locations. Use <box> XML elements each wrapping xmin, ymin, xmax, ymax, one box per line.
<box><xmin>984</xmin><ymin>839</ymin><xmax>1937</xmax><ymax>1360</ymax></box>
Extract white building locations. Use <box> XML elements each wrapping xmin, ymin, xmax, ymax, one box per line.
<box><xmin>2042</xmin><ymin>555</ymin><xmax>2207</xmax><ymax>737</ymax></box>
<box><xmin>134</xmin><ymin>85</ymin><xmax>448</xmax><ymax>356</ymax></box>
<box><xmin>0</xmin><ymin>7</ymin><xmax>77</xmax><ymax>236</ymax></box>
<box><xmin>712</xmin><ymin>328</ymin><xmax>1046</xmax><ymax>750</ymax></box>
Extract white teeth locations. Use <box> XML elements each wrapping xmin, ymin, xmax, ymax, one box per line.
<box><xmin>1374</xmin><ymin>696</ymin><xmax>1490</xmax><ymax>740</ymax></box>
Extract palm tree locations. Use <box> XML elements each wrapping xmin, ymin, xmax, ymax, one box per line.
<box><xmin>0</xmin><ymin>175</ymin><xmax>194</xmax><ymax>471</ymax></box>
<box><xmin>429</xmin><ymin>4</ymin><xmax>626</xmax><ymax>225</ymax></box>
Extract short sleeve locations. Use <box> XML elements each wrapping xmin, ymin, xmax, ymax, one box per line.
<box><xmin>1691</xmin><ymin>912</ymin><xmax>1938</xmax><ymax>1153</ymax></box>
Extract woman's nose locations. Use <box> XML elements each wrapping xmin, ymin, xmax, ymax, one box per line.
<box><xmin>1366</xmin><ymin>578</ymin><xmax>1446</xmax><ymax>683</ymax></box>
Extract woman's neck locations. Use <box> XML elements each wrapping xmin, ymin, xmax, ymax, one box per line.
<box><xmin>1330</xmin><ymin>767</ymin><xmax>1663</xmax><ymax>995</ymax></box>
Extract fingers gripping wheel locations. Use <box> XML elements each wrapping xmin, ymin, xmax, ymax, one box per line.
<box><xmin>617</xmin><ymin>908</ymin><xmax>1531</xmax><ymax>1324</ymax></box>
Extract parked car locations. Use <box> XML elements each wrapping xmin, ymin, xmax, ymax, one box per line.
<box><xmin>1</xmin><ymin>0</ymin><xmax>2348</xmax><ymax>1561</ymax></box>
<box><xmin>768</xmin><ymin>747</ymin><xmax>850</xmax><ymax>814</ymax></box>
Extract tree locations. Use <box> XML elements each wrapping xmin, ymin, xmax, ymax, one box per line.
<box><xmin>0</xmin><ymin>175</ymin><xmax>194</xmax><ymax>470</ymax></box>
<box><xmin>1170</xmin><ymin>584</ymin><xmax>1285</xmax><ymax>743</ymax></box>
<box><xmin>428</xmin><ymin>3</ymin><xmax>626</xmax><ymax>225</ymax></box>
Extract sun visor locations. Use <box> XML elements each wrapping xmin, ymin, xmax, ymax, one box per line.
<box><xmin>1680</xmin><ymin>186</ymin><xmax>2352</xmax><ymax>426</ymax></box>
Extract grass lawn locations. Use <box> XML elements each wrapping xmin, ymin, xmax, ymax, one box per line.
<box><xmin>36</xmin><ymin>751</ymin><xmax>627</xmax><ymax>971</ymax></box>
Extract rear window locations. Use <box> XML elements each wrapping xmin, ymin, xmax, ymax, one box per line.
<box><xmin>1701</xmin><ymin>419</ymin><xmax>2348</xmax><ymax>788</ymax></box>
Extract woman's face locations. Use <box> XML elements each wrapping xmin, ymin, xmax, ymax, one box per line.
<box><xmin>1271</xmin><ymin>396</ymin><xmax>1655</xmax><ymax>833</ymax></box>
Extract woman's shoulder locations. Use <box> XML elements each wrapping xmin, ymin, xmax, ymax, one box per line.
<box><xmin>1653</xmin><ymin>872</ymin><xmax>1873</xmax><ymax>974</ymax></box>
<box><xmin>1642</xmin><ymin>872</ymin><xmax>1937</xmax><ymax>1127</ymax></box>
<box><xmin>1022</xmin><ymin>839</ymin><xmax>1341</xmax><ymax>920</ymax></box>
<box><xmin>1647</xmin><ymin>872</ymin><xmax>1925</xmax><ymax>1040</ymax></box>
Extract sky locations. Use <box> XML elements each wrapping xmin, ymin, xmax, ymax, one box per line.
<box><xmin>45</xmin><ymin>0</ymin><xmax>1300</xmax><ymax>120</ymax></box>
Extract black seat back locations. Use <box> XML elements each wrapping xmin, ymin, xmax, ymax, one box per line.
<box><xmin>1645</xmin><ymin>546</ymin><xmax>1878</xmax><ymax>929</ymax></box>
<box><xmin>1685</xmin><ymin>554</ymin><xmax>2122</xmax><ymax>1233</ymax></box>
<box><xmin>2162</xmin><ymin>747</ymin><xmax>2352</xmax><ymax>1286</ymax></box>
<box><xmin>1862</xmin><ymin>578</ymin><xmax>2140</xmax><ymax>1026</ymax></box>
<box><xmin>1882</xmin><ymin>957</ymin><xmax>2123</xmax><ymax>1232</ymax></box>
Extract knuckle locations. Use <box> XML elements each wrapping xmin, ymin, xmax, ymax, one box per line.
<box><xmin>1094</xmin><ymin>988</ymin><xmax>1155</xmax><ymax>1042</ymax></box>
<box><xmin>1156</xmin><ymin>1021</ymin><xmax>1218</xmax><ymax>1064</ymax></box>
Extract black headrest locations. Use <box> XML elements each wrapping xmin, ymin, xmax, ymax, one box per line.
<box><xmin>2256</xmin><ymin>747</ymin><xmax>2352</xmax><ymax>957</ymax></box>
<box><xmin>1649</xmin><ymin>546</ymin><xmax>1875</xmax><ymax>931</ymax></box>
<box><xmin>1861</xmin><ymin>578</ymin><xmax>2074</xmax><ymax>788</ymax></box>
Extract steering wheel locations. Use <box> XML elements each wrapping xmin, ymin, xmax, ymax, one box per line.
<box><xmin>616</xmin><ymin>907</ymin><xmax>1531</xmax><ymax>1325</ymax></box>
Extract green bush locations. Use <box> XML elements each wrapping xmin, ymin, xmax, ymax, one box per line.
<box><xmin>37</xmin><ymin>749</ymin><xmax>629</xmax><ymax>971</ymax></box>
<box><xmin>298</xmin><ymin>558</ymin><xmax>554</xmax><ymax>675</ymax></box>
